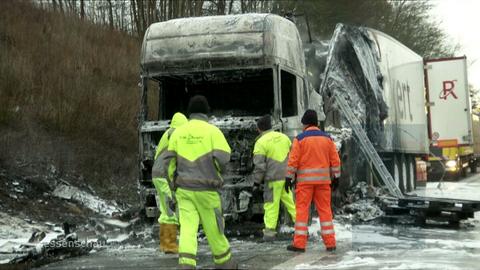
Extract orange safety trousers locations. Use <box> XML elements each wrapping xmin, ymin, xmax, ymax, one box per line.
<box><xmin>293</xmin><ymin>184</ymin><xmax>336</xmax><ymax>249</ymax></box>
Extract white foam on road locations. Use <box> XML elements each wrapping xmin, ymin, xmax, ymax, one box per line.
<box><xmin>295</xmin><ymin>256</ymin><xmax>378</xmax><ymax>269</ymax></box>
<box><xmin>414</xmin><ymin>175</ymin><xmax>480</xmax><ymax>201</ymax></box>
<box><xmin>425</xmin><ymin>238</ymin><xmax>480</xmax><ymax>249</ymax></box>
<box><xmin>379</xmin><ymin>262</ymin><xmax>462</xmax><ymax>270</ymax></box>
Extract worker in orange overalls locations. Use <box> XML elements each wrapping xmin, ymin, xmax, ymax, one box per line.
<box><xmin>285</xmin><ymin>109</ymin><xmax>341</xmax><ymax>252</ymax></box>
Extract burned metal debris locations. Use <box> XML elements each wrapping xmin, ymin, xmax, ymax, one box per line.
<box><xmin>319</xmin><ymin>24</ymin><xmax>388</xmax><ymax>143</ymax></box>
<box><xmin>336</xmin><ymin>182</ymin><xmax>388</xmax><ymax>223</ymax></box>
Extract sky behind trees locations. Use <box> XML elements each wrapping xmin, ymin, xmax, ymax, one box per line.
<box><xmin>432</xmin><ymin>0</ymin><xmax>480</xmax><ymax>88</ymax></box>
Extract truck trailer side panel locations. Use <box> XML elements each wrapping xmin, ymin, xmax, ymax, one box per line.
<box><xmin>425</xmin><ymin>56</ymin><xmax>475</xmax><ymax>178</ymax></box>
<box><xmin>426</xmin><ymin>57</ymin><xmax>472</xmax><ymax>145</ymax></box>
<box><xmin>367</xmin><ymin>29</ymin><xmax>429</xmax><ymax>154</ymax></box>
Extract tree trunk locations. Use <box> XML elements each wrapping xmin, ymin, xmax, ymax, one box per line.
<box><xmin>217</xmin><ymin>0</ymin><xmax>226</xmax><ymax>15</ymax></box>
<box><xmin>167</xmin><ymin>0</ymin><xmax>172</xmax><ymax>19</ymax></box>
<box><xmin>120</xmin><ymin>1</ymin><xmax>125</xmax><ymax>30</ymax></box>
<box><xmin>80</xmin><ymin>0</ymin><xmax>85</xmax><ymax>19</ymax></box>
<box><xmin>58</xmin><ymin>0</ymin><xmax>64</xmax><ymax>13</ymax></box>
<box><xmin>194</xmin><ymin>0</ymin><xmax>203</xmax><ymax>16</ymax></box>
<box><xmin>240</xmin><ymin>0</ymin><xmax>245</xmax><ymax>13</ymax></box>
<box><xmin>52</xmin><ymin>0</ymin><xmax>58</xmax><ymax>12</ymax></box>
<box><xmin>180</xmin><ymin>0</ymin><xmax>185</xmax><ymax>17</ymax></box>
<box><xmin>107</xmin><ymin>0</ymin><xmax>114</xmax><ymax>30</ymax></box>
<box><xmin>131</xmin><ymin>0</ymin><xmax>141</xmax><ymax>37</ymax></box>
<box><xmin>160</xmin><ymin>0</ymin><xmax>165</xmax><ymax>21</ymax></box>
<box><xmin>187</xmin><ymin>0</ymin><xmax>192</xmax><ymax>16</ymax></box>
<box><xmin>162</xmin><ymin>0</ymin><xmax>167</xmax><ymax>21</ymax></box>
<box><xmin>137</xmin><ymin>0</ymin><xmax>146</xmax><ymax>35</ymax></box>
<box><xmin>228</xmin><ymin>0</ymin><xmax>234</xmax><ymax>14</ymax></box>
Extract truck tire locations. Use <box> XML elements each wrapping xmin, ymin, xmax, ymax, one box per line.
<box><xmin>460</xmin><ymin>162</ymin><xmax>468</xmax><ymax>178</ymax></box>
<box><xmin>470</xmin><ymin>160</ymin><xmax>477</xmax><ymax>173</ymax></box>
<box><xmin>461</xmin><ymin>167</ymin><xmax>467</xmax><ymax>178</ymax></box>
<box><xmin>454</xmin><ymin>170</ymin><xmax>461</xmax><ymax>181</ymax></box>
<box><xmin>406</xmin><ymin>155</ymin><xmax>415</xmax><ymax>192</ymax></box>
<box><xmin>397</xmin><ymin>154</ymin><xmax>405</xmax><ymax>194</ymax></box>
<box><xmin>393</xmin><ymin>154</ymin><xmax>400</xmax><ymax>191</ymax></box>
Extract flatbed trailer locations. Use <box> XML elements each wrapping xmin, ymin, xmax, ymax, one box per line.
<box><xmin>386</xmin><ymin>196</ymin><xmax>480</xmax><ymax>225</ymax></box>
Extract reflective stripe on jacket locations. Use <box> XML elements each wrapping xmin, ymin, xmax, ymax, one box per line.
<box><xmin>159</xmin><ymin>113</ymin><xmax>231</xmax><ymax>191</ymax></box>
<box><xmin>252</xmin><ymin>130</ymin><xmax>291</xmax><ymax>184</ymax></box>
<box><xmin>286</xmin><ymin>126</ymin><xmax>341</xmax><ymax>185</ymax></box>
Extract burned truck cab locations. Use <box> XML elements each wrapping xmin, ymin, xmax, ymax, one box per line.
<box><xmin>138</xmin><ymin>14</ymin><xmax>310</xmax><ymax>220</ymax></box>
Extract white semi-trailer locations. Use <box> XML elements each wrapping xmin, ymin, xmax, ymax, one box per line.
<box><xmin>319</xmin><ymin>25</ymin><xmax>429</xmax><ymax>193</ymax></box>
<box><xmin>425</xmin><ymin>56</ymin><xmax>477</xmax><ymax>179</ymax></box>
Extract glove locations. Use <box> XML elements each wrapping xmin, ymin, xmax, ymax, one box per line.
<box><xmin>285</xmin><ymin>177</ymin><xmax>294</xmax><ymax>193</ymax></box>
<box><xmin>167</xmin><ymin>195</ymin><xmax>176</xmax><ymax>214</ymax></box>
<box><xmin>331</xmin><ymin>177</ymin><xmax>340</xmax><ymax>191</ymax></box>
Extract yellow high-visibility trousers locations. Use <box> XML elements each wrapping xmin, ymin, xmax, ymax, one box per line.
<box><xmin>176</xmin><ymin>188</ymin><xmax>233</xmax><ymax>268</ymax></box>
<box><xmin>152</xmin><ymin>178</ymin><xmax>178</xmax><ymax>224</ymax></box>
<box><xmin>264</xmin><ymin>180</ymin><xmax>296</xmax><ymax>231</ymax></box>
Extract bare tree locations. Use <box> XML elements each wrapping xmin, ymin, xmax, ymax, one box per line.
<box><xmin>52</xmin><ymin>0</ymin><xmax>58</xmax><ymax>12</ymax></box>
<box><xmin>80</xmin><ymin>0</ymin><xmax>85</xmax><ymax>19</ymax></box>
<box><xmin>107</xmin><ymin>0</ymin><xmax>114</xmax><ymax>30</ymax></box>
<box><xmin>228</xmin><ymin>0</ymin><xmax>234</xmax><ymax>14</ymax></box>
<box><xmin>217</xmin><ymin>0</ymin><xmax>226</xmax><ymax>15</ymax></box>
<box><xmin>58</xmin><ymin>0</ymin><xmax>64</xmax><ymax>13</ymax></box>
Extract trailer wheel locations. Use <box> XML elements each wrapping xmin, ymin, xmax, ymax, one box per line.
<box><xmin>461</xmin><ymin>165</ymin><xmax>468</xmax><ymax>178</ymax></box>
<box><xmin>453</xmin><ymin>170</ymin><xmax>461</xmax><ymax>181</ymax></box>
<box><xmin>393</xmin><ymin>154</ymin><xmax>400</xmax><ymax>190</ymax></box>
<box><xmin>397</xmin><ymin>154</ymin><xmax>405</xmax><ymax>194</ymax></box>
<box><xmin>470</xmin><ymin>160</ymin><xmax>477</xmax><ymax>173</ymax></box>
<box><xmin>401</xmin><ymin>154</ymin><xmax>408</xmax><ymax>193</ymax></box>
<box><xmin>460</xmin><ymin>156</ymin><xmax>470</xmax><ymax>178</ymax></box>
<box><xmin>406</xmin><ymin>155</ymin><xmax>415</xmax><ymax>192</ymax></box>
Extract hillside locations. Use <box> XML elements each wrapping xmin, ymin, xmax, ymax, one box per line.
<box><xmin>0</xmin><ymin>0</ymin><xmax>141</xmax><ymax>217</ymax></box>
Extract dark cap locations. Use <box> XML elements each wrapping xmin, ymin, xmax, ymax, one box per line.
<box><xmin>301</xmin><ymin>109</ymin><xmax>318</xmax><ymax>126</ymax></box>
<box><xmin>187</xmin><ymin>95</ymin><xmax>210</xmax><ymax>115</ymax></box>
<box><xmin>256</xmin><ymin>114</ymin><xmax>272</xmax><ymax>131</ymax></box>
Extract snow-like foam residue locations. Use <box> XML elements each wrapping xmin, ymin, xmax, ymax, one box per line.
<box><xmin>325</xmin><ymin>126</ymin><xmax>352</xmax><ymax>151</ymax></box>
<box><xmin>351</xmin><ymin>231</ymin><xmax>404</xmax><ymax>244</ymax></box>
<box><xmin>53</xmin><ymin>184</ymin><xmax>123</xmax><ymax>216</ymax></box>
<box><xmin>296</xmin><ymin>256</ymin><xmax>378</xmax><ymax>269</ymax></box>
<box><xmin>380</xmin><ymin>262</ymin><xmax>462</xmax><ymax>270</ymax></box>
<box><xmin>425</xmin><ymin>238</ymin><xmax>480</xmax><ymax>249</ymax></box>
<box><xmin>106</xmin><ymin>234</ymin><xmax>130</xmax><ymax>244</ymax></box>
<box><xmin>279</xmin><ymin>218</ymin><xmax>353</xmax><ymax>241</ymax></box>
<box><xmin>418</xmin><ymin>248</ymin><xmax>480</xmax><ymax>257</ymax></box>
<box><xmin>0</xmin><ymin>212</ymin><xmax>48</xmax><ymax>240</ymax></box>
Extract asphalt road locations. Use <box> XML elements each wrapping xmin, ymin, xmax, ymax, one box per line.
<box><xmin>38</xmin><ymin>174</ymin><xmax>480</xmax><ymax>270</ymax></box>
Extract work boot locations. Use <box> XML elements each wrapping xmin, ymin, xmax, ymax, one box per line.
<box><xmin>162</xmin><ymin>223</ymin><xmax>179</xmax><ymax>254</ymax></box>
<box><xmin>262</xmin><ymin>228</ymin><xmax>277</xmax><ymax>242</ymax></box>
<box><xmin>215</xmin><ymin>258</ymin><xmax>238</xmax><ymax>269</ymax></box>
<box><xmin>326</xmin><ymin>246</ymin><xmax>336</xmax><ymax>252</ymax></box>
<box><xmin>159</xmin><ymin>224</ymin><xmax>166</xmax><ymax>252</ymax></box>
<box><xmin>287</xmin><ymin>245</ymin><xmax>305</xmax><ymax>253</ymax></box>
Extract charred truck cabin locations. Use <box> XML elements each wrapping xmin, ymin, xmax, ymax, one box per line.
<box><xmin>138</xmin><ymin>14</ymin><xmax>322</xmax><ymax>221</ymax></box>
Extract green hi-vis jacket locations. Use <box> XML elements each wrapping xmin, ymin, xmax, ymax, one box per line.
<box><xmin>152</xmin><ymin>112</ymin><xmax>188</xmax><ymax>182</ymax></box>
<box><xmin>252</xmin><ymin>130</ymin><xmax>292</xmax><ymax>184</ymax></box>
<box><xmin>157</xmin><ymin>113</ymin><xmax>231</xmax><ymax>191</ymax></box>
<box><xmin>154</xmin><ymin>112</ymin><xmax>189</xmax><ymax>159</ymax></box>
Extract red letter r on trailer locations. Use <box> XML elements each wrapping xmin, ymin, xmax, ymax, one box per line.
<box><xmin>439</xmin><ymin>80</ymin><xmax>458</xmax><ymax>100</ymax></box>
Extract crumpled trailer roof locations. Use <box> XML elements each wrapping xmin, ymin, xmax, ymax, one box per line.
<box><xmin>140</xmin><ymin>13</ymin><xmax>305</xmax><ymax>76</ymax></box>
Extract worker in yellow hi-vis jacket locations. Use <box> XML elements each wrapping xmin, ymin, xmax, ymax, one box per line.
<box><xmin>252</xmin><ymin>115</ymin><xmax>296</xmax><ymax>241</ymax></box>
<box><xmin>151</xmin><ymin>112</ymin><xmax>188</xmax><ymax>254</ymax></box>
<box><xmin>154</xmin><ymin>95</ymin><xmax>237</xmax><ymax>269</ymax></box>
